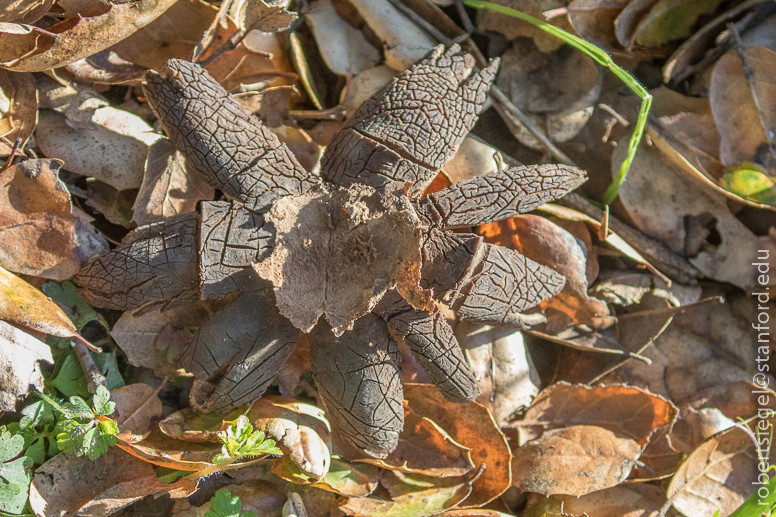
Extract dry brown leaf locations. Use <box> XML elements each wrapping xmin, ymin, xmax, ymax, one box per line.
<box><xmin>476</xmin><ymin>0</ymin><xmax>574</xmax><ymax>52</ymax></box>
<box><xmin>0</xmin><ymin>0</ymin><xmax>53</xmax><ymax>23</ymax></box>
<box><xmin>0</xmin><ymin>159</ymin><xmax>107</xmax><ymax>279</ymax></box>
<box><xmin>513</xmin><ymin>382</ymin><xmax>678</xmax><ymax>447</ymax></box>
<box><xmin>404</xmin><ymin>384</ymin><xmax>511</xmax><ymax>508</ymax></box>
<box><xmin>613</xmin><ymin>0</ymin><xmax>660</xmax><ymax>48</ymax></box>
<box><xmin>0</xmin><ymin>265</ymin><xmax>77</xmax><ymax>337</ymax></box>
<box><xmin>356</xmin><ymin>403</ymin><xmax>475</xmax><ymax>477</ymax></box>
<box><xmin>567</xmin><ymin>0</ymin><xmax>631</xmax><ymax>51</ymax></box>
<box><xmin>116</xmin><ymin>426</ymin><xmax>221</xmax><ymax>471</ymax></box>
<box><xmin>346</xmin><ymin>0</ymin><xmax>436</xmax><ymax>71</ymax></box>
<box><xmin>496</xmin><ymin>40</ymin><xmax>601</xmax><ymax>149</ymax></box>
<box><xmin>551</xmin><ymin>482</ymin><xmax>665</xmax><ymax>517</ymax></box>
<box><xmin>108</xmin><ymin>0</ymin><xmax>216</xmax><ymax>71</ymax></box>
<box><xmin>443</xmin><ymin>137</ymin><xmax>503</xmax><ymax>184</ymax></box>
<box><xmin>110</xmin><ymin>304</ymin><xmax>207</xmax><ymax>379</ymax></box>
<box><xmin>306</xmin><ymin>0</ymin><xmax>380</xmax><ymax>76</ymax></box>
<box><xmin>64</xmin><ymin>50</ymin><xmax>149</xmax><ymax>85</ymax></box>
<box><xmin>28</xmin><ymin>448</ymin><xmax>195</xmax><ymax>516</ymax></box>
<box><xmin>613</xmin><ymin>138</ymin><xmax>776</xmax><ymax>290</ymax></box>
<box><xmin>480</xmin><ymin>215</ymin><xmax>612</xmax><ymax>329</ymax></box>
<box><xmin>0</xmin><ymin>0</ymin><xmax>177</xmax><ymax>72</ymax></box>
<box><xmin>455</xmin><ymin>321</ymin><xmax>540</xmax><ymax>425</ymax></box>
<box><xmin>710</xmin><ymin>46</ymin><xmax>776</xmax><ymax>174</ymax></box>
<box><xmin>238</xmin><ymin>0</ymin><xmax>298</xmax><ymax>33</ymax></box>
<box><xmin>0</xmin><ymin>319</ymin><xmax>52</xmax><ymax>411</ymax></box>
<box><xmin>112</xmin><ymin>383</ymin><xmax>163</xmax><ymax>444</ymax></box>
<box><xmin>512</xmin><ymin>425</ymin><xmax>641</xmax><ymax>496</ymax></box>
<box><xmin>132</xmin><ymin>138</ymin><xmax>214</xmax><ymax>226</ymax></box>
<box><xmin>666</xmin><ymin>425</ymin><xmax>769</xmax><ymax>517</ymax></box>
<box><xmin>0</xmin><ymin>69</ymin><xmax>36</xmax><ymax>155</ymax></box>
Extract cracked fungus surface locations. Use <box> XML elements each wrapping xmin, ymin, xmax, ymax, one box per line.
<box><xmin>75</xmin><ymin>44</ymin><xmax>587</xmax><ymax>458</ymax></box>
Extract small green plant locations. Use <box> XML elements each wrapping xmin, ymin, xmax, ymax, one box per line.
<box><xmin>206</xmin><ymin>488</ymin><xmax>256</xmax><ymax>517</ymax></box>
<box><xmin>462</xmin><ymin>0</ymin><xmax>652</xmax><ymax>206</ymax></box>
<box><xmin>0</xmin><ymin>430</ymin><xmax>33</xmax><ymax>515</ymax></box>
<box><xmin>35</xmin><ymin>385</ymin><xmax>119</xmax><ymax>460</ymax></box>
<box><xmin>212</xmin><ymin>415</ymin><xmax>282</xmax><ymax>465</ymax></box>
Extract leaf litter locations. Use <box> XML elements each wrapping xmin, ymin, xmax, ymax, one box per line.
<box><xmin>0</xmin><ymin>0</ymin><xmax>773</xmax><ymax>516</ymax></box>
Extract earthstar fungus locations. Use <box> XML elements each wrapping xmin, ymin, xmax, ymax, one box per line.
<box><xmin>76</xmin><ymin>45</ymin><xmax>586</xmax><ymax>458</ymax></box>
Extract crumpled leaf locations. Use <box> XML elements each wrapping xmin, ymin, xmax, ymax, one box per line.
<box><xmin>306</xmin><ymin>0</ymin><xmax>380</xmax><ymax>76</ymax></box>
<box><xmin>0</xmin><ymin>69</ymin><xmax>36</xmax><ymax>154</ymax></box>
<box><xmin>0</xmin><ymin>320</ymin><xmax>52</xmax><ymax>411</ymax></box>
<box><xmin>710</xmin><ymin>46</ymin><xmax>776</xmax><ymax>176</ymax></box>
<box><xmin>112</xmin><ymin>383</ymin><xmax>163</xmax><ymax>444</ymax></box>
<box><xmin>238</xmin><ymin>0</ymin><xmax>298</xmax><ymax>33</ymax></box>
<box><xmin>132</xmin><ymin>138</ymin><xmax>215</xmax><ymax>226</ymax></box>
<box><xmin>512</xmin><ymin>425</ymin><xmax>641</xmax><ymax>496</ymax></box>
<box><xmin>28</xmin><ymin>447</ymin><xmax>195</xmax><ymax>516</ymax></box>
<box><xmin>513</xmin><ymin>382</ymin><xmax>678</xmax><ymax>447</ymax></box>
<box><xmin>404</xmin><ymin>384</ymin><xmax>511</xmax><ymax>508</ymax></box>
<box><xmin>455</xmin><ymin>321</ymin><xmax>540</xmax><ymax>425</ymax></box>
<box><xmin>0</xmin><ymin>159</ymin><xmax>107</xmax><ymax>279</ymax></box>
<box><xmin>480</xmin><ymin>215</ymin><xmax>613</xmax><ymax>329</ymax></box>
<box><xmin>0</xmin><ymin>0</ymin><xmax>177</xmax><ymax>72</ymax></box>
<box><xmin>613</xmin><ymin>138</ymin><xmax>776</xmax><ymax>290</ymax></box>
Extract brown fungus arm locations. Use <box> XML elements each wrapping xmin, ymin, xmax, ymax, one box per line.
<box><xmin>199</xmin><ymin>201</ymin><xmax>275</xmax><ymax>300</ymax></box>
<box><xmin>74</xmin><ymin>213</ymin><xmax>199</xmax><ymax>310</ymax></box>
<box><xmin>180</xmin><ymin>288</ymin><xmax>300</xmax><ymax>414</ymax></box>
<box><xmin>144</xmin><ymin>59</ymin><xmax>316</xmax><ymax>211</ymax></box>
<box><xmin>321</xmin><ymin>44</ymin><xmax>498</xmax><ymax>193</ymax></box>
<box><xmin>451</xmin><ymin>243</ymin><xmax>565</xmax><ymax>327</ymax></box>
<box><xmin>376</xmin><ymin>293</ymin><xmax>479</xmax><ymax>403</ymax></box>
<box><xmin>309</xmin><ymin>314</ymin><xmax>403</xmax><ymax>458</ymax></box>
<box><xmin>421</xmin><ymin>164</ymin><xmax>587</xmax><ymax>229</ymax></box>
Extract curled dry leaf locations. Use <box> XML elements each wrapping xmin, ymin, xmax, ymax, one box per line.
<box><xmin>306</xmin><ymin>0</ymin><xmax>380</xmax><ymax>76</ymax></box>
<box><xmin>248</xmin><ymin>396</ymin><xmax>331</xmax><ymax>480</ymax></box>
<box><xmin>0</xmin><ymin>69</ymin><xmax>36</xmax><ymax>154</ymax></box>
<box><xmin>455</xmin><ymin>320</ymin><xmax>540</xmax><ymax>425</ymax></box>
<box><xmin>613</xmin><ymin>139</ymin><xmax>776</xmax><ymax>290</ymax></box>
<box><xmin>28</xmin><ymin>448</ymin><xmax>195</xmax><ymax>516</ymax></box>
<box><xmin>710</xmin><ymin>46</ymin><xmax>776</xmax><ymax>175</ymax></box>
<box><xmin>567</xmin><ymin>0</ymin><xmax>630</xmax><ymax>51</ymax></box>
<box><xmin>0</xmin><ymin>0</ymin><xmax>53</xmax><ymax>23</ymax></box>
<box><xmin>112</xmin><ymin>383</ymin><xmax>163</xmax><ymax>444</ymax></box>
<box><xmin>404</xmin><ymin>384</ymin><xmax>511</xmax><ymax>508</ymax></box>
<box><xmin>666</xmin><ymin>424</ymin><xmax>771</xmax><ymax>517</ymax></box>
<box><xmin>513</xmin><ymin>382</ymin><xmax>678</xmax><ymax>448</ymax></box>
<box><xmin>132</xmin><ymin>138</ymin><xmax>215</xmax><ymax>226</ymax></box>
<box><xmin>0</xmin><ymin>319</ymin><xmax>52</xmax><ymax>411</ymax></box>
<box><xmin>346</xmin><ymin>0</ymin><xmax>436</xmax><ymax>70</ymax></box>
<box><xmin>238</xmin><ymin>0</ymin><xmax>297</xmax><ymax>32</ymax></box>
<box><xmin>0</xmin><ymin>266</ymin><xmax>76</xmax><ymax>337</ymax></box>
<box><xmin>512</xmin><ymin>425</ymin><xmax>641</xmax><ymax>496</ymax></box>
<box><xmin>116</xmin><ymin>426</ymin><xmax>222</xmax><ymax>471</ymax></box>
<box><xmin>0</xmin><ymin>0</ymin><xmax>177</xmax><ymax>72</ymax></box>
<box><xmin>0</xmin><ymin>159</ymin><xmax>107</xmax><ymax>279</ymax></box>
<box><xmin>480</xmin><ymin>215</ymin><xmax>612</xmax><ymax>329</ymax></box>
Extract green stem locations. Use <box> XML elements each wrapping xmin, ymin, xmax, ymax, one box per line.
<box><xmin>33</xmin><ymin>389</ymin><xmax>64</xmax><ymax>414</ymax></box>
<box><xmin>462</xmin><ymin>0</ymin><xmax>652</xmax><ymax>205</ymax></box>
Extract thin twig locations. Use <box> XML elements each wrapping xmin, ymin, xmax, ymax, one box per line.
<box><xmin>0</xmin><ymin>137</ymin><xmax>24</xmax><ymax>173</ymax></box>
<box><xmin>72</xmin><ymin>340</ymin><xmax>107</xmax><ymax>394</ymax></box>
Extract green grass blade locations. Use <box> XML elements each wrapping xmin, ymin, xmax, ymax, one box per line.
<box><xmin>462</xmin><ymin>0</ymin><xmax>652</xmax><ymax>205</ymax></box>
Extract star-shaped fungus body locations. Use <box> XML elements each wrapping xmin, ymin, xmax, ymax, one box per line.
<box><xmin>76</xmin><ymin>45</ymin><xmax>586</xmax><ymax>458</ymax></box>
